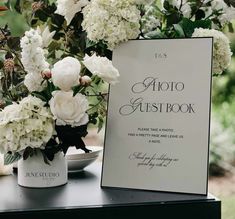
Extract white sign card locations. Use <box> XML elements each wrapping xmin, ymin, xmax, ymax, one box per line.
<box><xmin>101</xmin><ymin>38</ymin><xmax>213</xmax><ymax>195</ymax></box>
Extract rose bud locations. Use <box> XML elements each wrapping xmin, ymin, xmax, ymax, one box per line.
<box><xmin>41</xmin><ymin>69</ymin><xmax>52</xmax><ymax>79</ymax></box>
<box><xmin>80</xmin><ymin>75</ymin><xmax>92</xmax><ymax>86</ymax></box>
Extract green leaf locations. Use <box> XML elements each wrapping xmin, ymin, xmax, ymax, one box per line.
<box><xmin>23</xmin><ymin>147</ymin><xmax>34</xmax><ymax>160</ymax></box>
<box><xmin>98</xmin><ymin>117</ymin><xmax>104</xmax><ymax>133</ymax></box>
<box><xmin>195</xmin><ymin>9</ymin><xmax>206</xmax><ymax>20</ymax></box>
<box><xmin>194</xmin><ymin>19</ymin><xmax>212</xmax><ymax>29</ymax></box>
<box><xmin>48</xmin><ymin>41</ymin><xmax>61</xmax><ymax>52</ymax></box>
<box><xmin>163</xmin><ymin>0</ymin><xmax>170</xmax><ymax>10</ymax></box>
<box><xmin>224</xmin><ymin>0</ymin><xmax>235</xmax><ymax>7</ymax></box>
<box><xmin>14</xmin><ymin>0</ymin><xmax>21</xmax><ymax>13</ymax></box>
<box><xmin>86</xmin><ymin>39</ymin><xmax>97</xmax><ymax>49</ymax></box>
<box><xmin>35</xmin><ymin>10</ymin><xmax>48</xmax><ymax>22</ymax></box>
<box><xmin>173</xmin><ymin>24</ymin><xmax>185</xmax><ymax>37</ymax></box>
<box><xmin>45</xmin><ymin>81</ymin><xmax>55</xmax><ymax>99</ymax></box>
<box><xmin>179</xmin><ymin>18</ymin><xmax>211</xmax><ymax>37</ymax></box>
<box><xmin>179</xmin><ymin>18</ymin><xmax>195</xmax><ymax>37</ymax></box>
<box><xmin>41</xmin><ymin>150</ymin><xmax>52</xmax><ymax>164</ymax></box>
<box><xmin>0</xmin><ymin>60</ymin><xmax>3</xmax><ymax>69</ymax></box>
<box><xmin>145</xmin><ymin>29</ymin><xmax>166</xmax><ymax>39</ymax></box>
<box><xmin>4</xmin><ymin>152</ymin><xmax>22</xmax><ymax>165</ymax></box>
<box><xmin>228</xmin><ymin>22</ymin><xmax>234</xmax><ymax>33</ymax></box>
<box><xmin>73</xmin><ymin>85</ymin><xmax>83</xmax><ymax>96</ymax></box>
<box><xmin>7</xmin><ymin>37</ymin><xmax>21</xmax><ymax>51</ymax></box>
<box><xmin>166</xmin><ymin>13</ymin><xmax>181</xmax><ymax>26</ymax></box>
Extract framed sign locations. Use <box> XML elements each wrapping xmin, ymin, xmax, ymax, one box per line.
<box><xmin>101</xmin><ymin>38</ymin><xmax>213</xmax><ymax>195</ymax></box>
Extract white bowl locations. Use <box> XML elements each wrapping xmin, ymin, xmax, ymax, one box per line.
<box><xmin>66</xmin><ymin>146</ymin><xmax>103</xmax><ymax>172</ymax></box>
<box><xmin>66</xmin><ymin>146</ymin><xmax>103</xmax><ymax>160</ymax></box>
<box><xmin>67</xmin><ymin>156</ymin><xmax>99</xmax><ymax>172</ymax></box>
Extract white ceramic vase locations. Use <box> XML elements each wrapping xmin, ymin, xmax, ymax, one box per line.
<box><xmin>17</xmin><ymin>151</ymin><xmax>67</xmax><ymax>188</ymax></box>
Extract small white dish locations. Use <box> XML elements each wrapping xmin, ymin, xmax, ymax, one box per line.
<box><xmin>66</xmin><ymin>146</ymin><xmax>103</xmax><ymax>160</ymax></box>
<box><xmin>66</xmin><ymin>146</ymin><xmax>103</xmax><ymax>172</ymax></box>
<box><xmin>67</xmin><ymin>156</ymin><xmax>99</xmax><ymax>172</ymax></box>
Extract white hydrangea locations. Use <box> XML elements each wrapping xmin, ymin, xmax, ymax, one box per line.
<box><xmin>82</xmin><ymin>0</ymin><xmax>141</xmax><ymax>50</ymax></box>
<box><xmin>55</xmin><ymin>0</ymin><xmax>89</xmax><ymax>24</ymax></box>
<box><xmin>192</xmin><ymin>28</ymin><xmax>232</xmax><ymax>74</ymax></box>
<box><xmin>20</xmin><ymin>28</ymin><xmax>50</xmax><ymax>92</ymax></box>
<box><xmin>83</xmin><ymin>53</ymin><xmax>120</xmax><ymax>85</ymax></box>
<box><xmin>0</xmin><ymin>96</ymin><xmax>54</xmax><ymax>154</ymax></box>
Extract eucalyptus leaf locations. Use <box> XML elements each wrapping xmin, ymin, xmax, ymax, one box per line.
<box><xmin>4</xmin><ymin>152</ymin><xmax>22</xmax><ymax>165</ymax></box>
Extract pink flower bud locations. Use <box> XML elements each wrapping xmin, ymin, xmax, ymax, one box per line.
<box><xmin>41</xmin><ymin>69</ymin><xmax>52</xmax><ymax>79</ymax></box>
<box><xmin>80</xmin><ymin>75</ymin><xmax>92</xmax><ymax>86</ymax></box>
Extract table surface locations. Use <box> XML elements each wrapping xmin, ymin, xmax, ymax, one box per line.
<box><xmin>0</xmin><ymin>161</ymin><xmax>217</xmax><ymax>213</ymax></box>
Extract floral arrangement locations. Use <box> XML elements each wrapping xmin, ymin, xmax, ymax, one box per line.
<box><xmin>0</xmin><ymin>0</ymin><xmax>234</xmax><ymax>165</ymax></box>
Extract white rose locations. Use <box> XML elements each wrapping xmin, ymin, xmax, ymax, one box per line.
<box><xmin>51</xmin><ymin>57</ymin><xmax>81</xmax><ymax>91</ymax></box>
<box><xmin>83</xmin><ymin>54</ymin><xmax>120</xmax><ymax>85</ymax></box>
<box><xmin>49</xmin><ymin>90</ymin><xmax>89</xmax><ymax>127</ymax></box>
